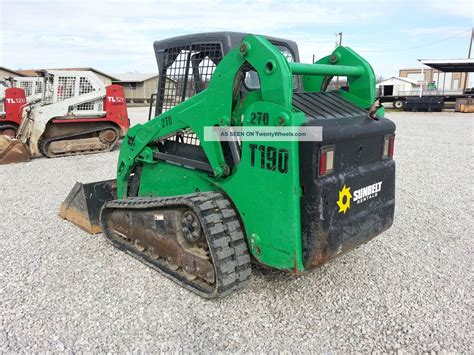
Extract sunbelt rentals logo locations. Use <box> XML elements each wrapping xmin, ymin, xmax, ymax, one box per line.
<box><xmin>337</xmin><ymin>181</ymin><xmax>383</xmax><ymax>214</ymax></box>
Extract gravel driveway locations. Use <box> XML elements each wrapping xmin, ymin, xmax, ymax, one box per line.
<box><xmin>0</xmin><ymin>109</ymin><xmax>472</xmax><ymax>352</ymax></box>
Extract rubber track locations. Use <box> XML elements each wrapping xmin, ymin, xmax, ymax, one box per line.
<box><xmin>0</xmin><ymin>123</ymin><xmax>18</xmax><ymax>136</ymax></box>
<box><xmin>39</xmin><ymin>124</ymin><xmax>120</xmax><ymax>158</ymax></box>
<box><xmin>100</xmin><ymin>192</ymin><xmax>252</xmax><ymax>298</ymax></box>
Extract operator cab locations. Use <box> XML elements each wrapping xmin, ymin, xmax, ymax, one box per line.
<box><xmin>145</xmin><ymin>32</ymin><xmax>303</xmax><ymax>174</ymax></box>
<box><xmin>149</xmin><ymin>31</ymin><xmax>301</xmax><ymax>120</ymax></box>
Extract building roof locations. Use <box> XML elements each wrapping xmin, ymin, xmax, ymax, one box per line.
<box><xmin>0</xmin><ymin>66</ymin><xmax>24</xmax><ymax>77</ymax></box>
<box><xmin>418</xmin><ymin>58</ymin><xmax>474</xmax><ymax>72</ymax></box>
<box><xmin>377</xmin><ymin>76</ymin><xmax>420</xmax><ymax>86</ymax></box>
<box><xmin>15</xmin><ymin>67</ymin><xmax>119</xmax><ymax>81</ymax></box>
<box><xmin>112</xmin><ymin>73</ymin><xmax>159</xmax><ymax>83</ymax></box>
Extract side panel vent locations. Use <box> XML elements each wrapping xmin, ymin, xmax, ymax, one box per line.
<box><xmin>293</xmin><ymin>92</ymin><xmax>367</xmax><ymax>119</ymax></box>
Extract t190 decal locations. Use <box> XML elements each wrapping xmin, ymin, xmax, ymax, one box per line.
<box><xmin>249</xmin><ymin>144</ymin><xmax>288</xmax><ymax>173</ymax></box>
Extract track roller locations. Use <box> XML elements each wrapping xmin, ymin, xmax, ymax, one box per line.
<box><xmin>100</xmin><ymin>192</ymin><xmax>252</xmax><ymax>298</ymax></box>
<box><xmin>40</xmin><ymin>124</ymin><xmax>120</xmax><ymax>158</ymax></box>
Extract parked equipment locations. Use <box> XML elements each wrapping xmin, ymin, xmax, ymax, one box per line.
<box><xmin>0</xmin><ymin>75</ymin><xmax>54</xmax><ymax>137</ymax></box>
<box><xmin>0</xmin><ymin>70</ymin><xmax>129</xmax><ymax>164</ymax></box>
<box><xmin>405</xmin><ymin>96</ymin><xmax>444</xmax><ymax>112</ymax></box>
<box><xmin>455</xmin><ymin>97</ymin><xmax>474</xmax><ymax>112</ymax></box>
<box><xmin>0</xmin><ymin>85</ymin><xmax>27</xmax><ymax>138</ymax></box>
<box><xmin>61</xmin><ymin>32</ymin><xmax>396</xmax><ymax>298</ymax></box>
<box><xmin>0</xmin><ymin>82</ymin><xmax>5</xmax><ymax>118</ymax></box>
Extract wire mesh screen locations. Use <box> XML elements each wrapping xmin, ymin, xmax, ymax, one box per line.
<box><xmin>76</xmin><ymin>103</ymin><xmax>92</xmax><ymax>110</ymax></box>
<box><xmin>18</xmin><ymin>81</ymin><xmax>33</xmax><ymax>97</ymax></box>
<box><xmin>75</xmin><ymin>77</ymin><xmax>97</xmax><ymax>110</ymax></box>
<box><xmin>154</xmin><ymin>42</ymin><xmax>222</xmax><ymax>147</ymax></box>
<box><xmin>70</xmin><ymin>101</ymin><xmax>103</xmax><ymax>113</ymax></box>
<box><xmin>156</xmin><ymin>42</ymin><xmax>223</xmax><ymax>114</ymax></box>
<box><xmin>57</xmin><ymin>76</ymin><xmax>76</xmax><ymax>101</ymax></box>
<box><xmin>276</xmin><ymin>45</ymin><xmax>294</xmax><ymax>62</ymax></box>
<box><xmin>78</xmin><ymin>77</ymin><xmax>95</xmax><ymax>95</ymax></box>
<box><xmin>165</xmin><ymin>129</ymin><xmax>201</xmax><ymax>145</ymax></box>
<box><xmin>14</xmin><ymin>79</ymin><xmax>43</xmax><ymax>97</ymax></box>
<box><xmin>35</xmin><ymin>81</ymin><xmax>43</xmax><ymax>94</ymax></box>
<box><xmin>75</xmin><ymin>101</ymin><xmax>95</xmax><ymax>111</ymax></box>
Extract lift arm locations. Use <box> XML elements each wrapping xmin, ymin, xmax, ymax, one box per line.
<box><xmin>302</xmin><ymin>46</ymin><xmax>377</xmax><ymax>109</ymax></box>
<box><xmin>115</xmin><ymin>34</ymin><xmax>379</xmax><ymax>199</ymax></box>
<box><xmin>115</xmin><ymin>34</ymin><xmax>294</xmax><ymax>198</ymax></box>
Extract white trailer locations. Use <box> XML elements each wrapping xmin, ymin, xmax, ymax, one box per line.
<box><xmin>376</xmin><ymin>77</ymin><xmax>421</xmax><ymax>108</ymax></box>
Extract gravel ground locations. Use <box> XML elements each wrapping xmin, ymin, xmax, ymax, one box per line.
<box><xmin>0</xmin><ymin>109</ymin><xmax>472</xmax><ymax>352</ymax></box>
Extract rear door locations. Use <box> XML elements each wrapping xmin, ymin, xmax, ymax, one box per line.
<box><xmin>297</xmin><ymin>92</ymin><xmax>396</xmax><ymax>269</ymax></box>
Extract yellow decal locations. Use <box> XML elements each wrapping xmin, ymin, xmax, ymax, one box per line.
<box><xmin>337</xmin><ymin>185</ymin><xmax>352</xmax><ymax>214</ymax></box>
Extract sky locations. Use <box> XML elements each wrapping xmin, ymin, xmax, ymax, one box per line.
<box><xmin>1</xmin><ymin>0</ymin><xmax>473</xmax><ymax>81</ymax></box>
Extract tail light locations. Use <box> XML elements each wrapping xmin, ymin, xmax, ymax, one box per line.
<box><xmin>383</xmin><ymin>134</ymin><xmax>395</xmax><ymax>159</ymax></box>
<box><xmin>319</xmin><ymin>146</ymin><xmax>334</xmax><ymax>176</ymax></box>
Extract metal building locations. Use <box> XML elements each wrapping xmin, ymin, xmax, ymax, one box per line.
<box><xmin>399</xmin><ymin>64</ymin><xmax>470</xmax><ymax>93</ymax></box>
<box><xmin>0</xmin><ymin>67</ymin><xmax>24</xmax><ymax>81</ymax></box>
<box><xmin>113</xmin><ymin>73</ymin><xmax>177</xmax><ymax>105</ymax></box>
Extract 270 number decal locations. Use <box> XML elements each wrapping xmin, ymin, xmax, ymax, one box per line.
<box><xmin>161</xmin><ymin>115</ymin><xmax>172</xmax><ymax>127</ymax></box>
<box><xmin>250</xmin><ymin>112</ymin><xmax>269</xmax><ymax>125</ymax></box>
<box><xmin>249</xmin><ymin>144</ymin><xmax>289</xmax><ymax>174</ymax></box>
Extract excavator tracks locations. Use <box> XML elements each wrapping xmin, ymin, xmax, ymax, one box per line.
<box><xmin>100</xmin><ymin>192</ymin><xmax>252</xmax><ymax>298</ymax></box>
<box><xmin>39</xmin><ymin>124</ymin><xmax>120</xmax><ymax>158</ymax></box>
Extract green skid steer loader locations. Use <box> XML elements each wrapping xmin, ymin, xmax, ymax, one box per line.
<box><xmin>60</xmin><ymin>32</ymin><xmax>396</xmax><ymax>298</ymax></box>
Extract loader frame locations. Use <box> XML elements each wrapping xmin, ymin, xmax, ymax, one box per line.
<box><xmin>115</xmin><ymin>34</ymin><xmax>378</xmax><ymax>271</ymax></box>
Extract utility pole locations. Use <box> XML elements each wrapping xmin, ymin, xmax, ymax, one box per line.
<box><xmin>463</xmin><ymin>28</ymin><xmax>473</xmax><ymax>90</ymax></box>
<box><xmin>335</xmin><ymin>32</ymin><xmax>343</xmax><ymax>89</ymax></box>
